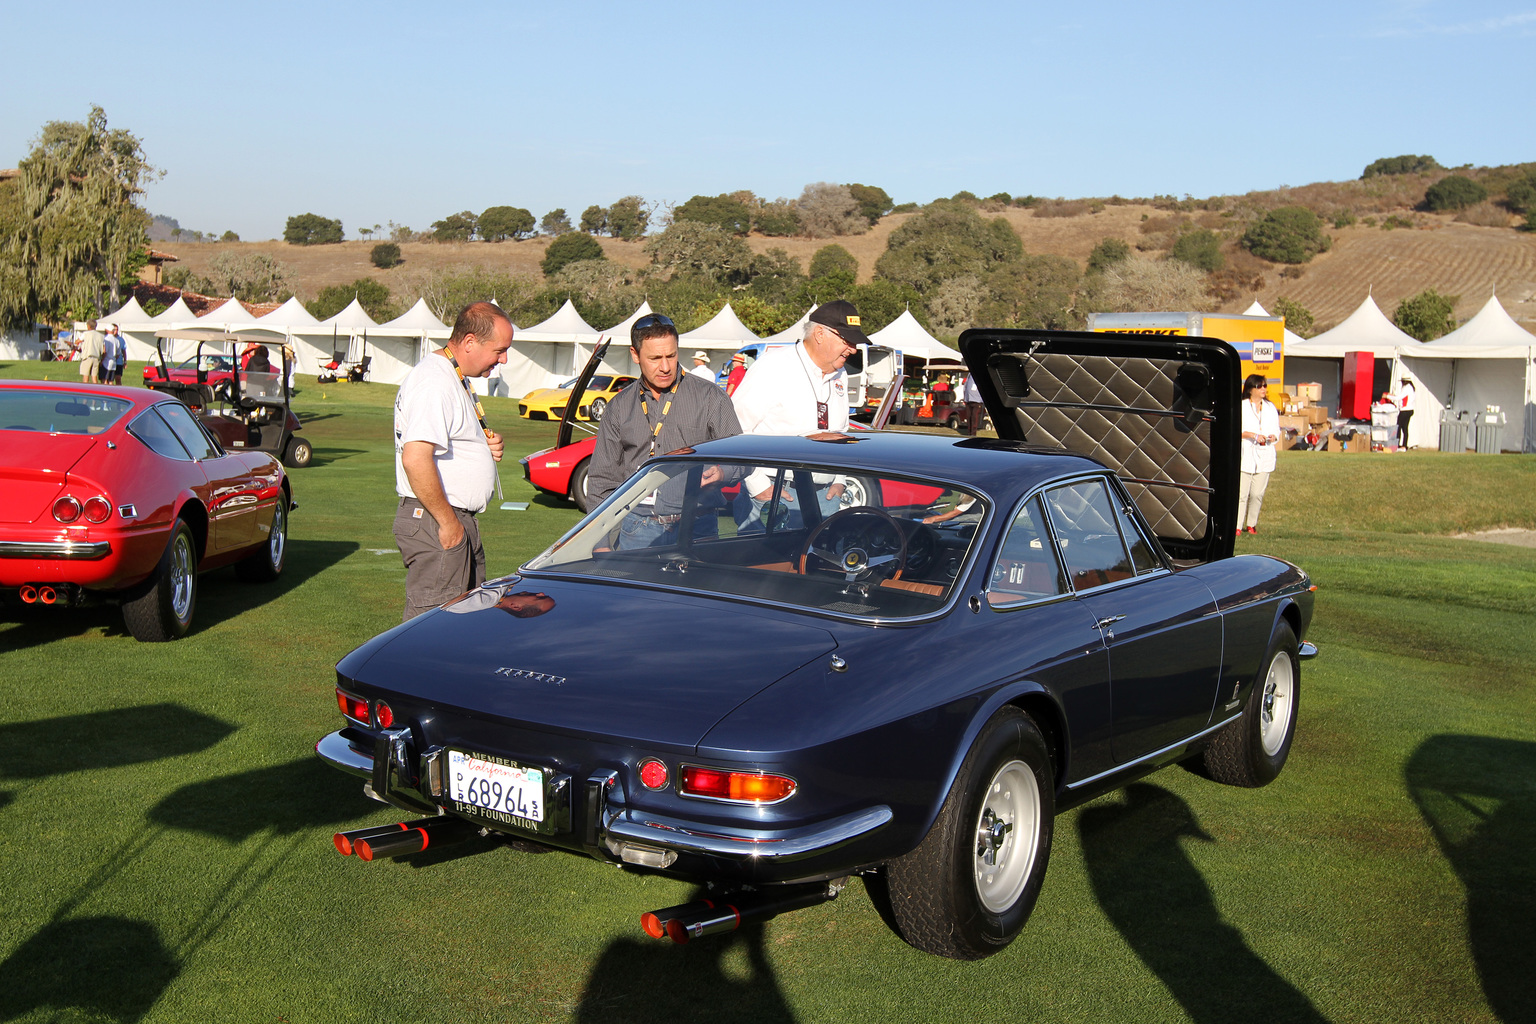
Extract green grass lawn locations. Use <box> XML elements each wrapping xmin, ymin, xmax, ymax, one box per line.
<box><xmin>2</xmin><ymin>360</ymin><xmax>1532</xmax><ymax>1024</ymax></box>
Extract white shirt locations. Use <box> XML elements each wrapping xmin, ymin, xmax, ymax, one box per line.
<box><xmin>1240</xmin><ymin>398</ymin><xmax>1280</xmax><ymax>475</ymax></box>
<box><xmin>1397</xmin><ymin>385</ymin><xmax>1416</xmax><ymax>412</ymax></box>
<box><xmin>689</xmin><ymin>363</ymin><xmax>715</xmax><ymax>381</ymax></box>
<box><xmin>732</xmin><ymin>342</ymin><xmax>849</xmax><ymax>496</ymax></box>
<box><xmin>394</xmin><ymin>352</ymin><xmax>496</xmax><ymax>512</ymax></box>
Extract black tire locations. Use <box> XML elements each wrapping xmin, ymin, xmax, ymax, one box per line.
<box><xmin>283</xmin><ymin>436</ymin><xmax>313</xmax><ymax>468</ymax></box>
<box><xmin>884</xmin><ymin>707</ymin><xmax>1054</xmax><ymax>959</ymax></box>
<box><xmin>1199</xmin><ymin>621</ymin><xmax>1299</xmax><ymax>787</ymax></box>
<box><xmin>235</xmin><ymin>496</ymin><xmax>287</xmax><ymax>583</ymax></box>
<box><xmin>570</xmin><ymin>459</ymin><xmax>592</xmax><ymax>513</ymax></box>
<box><xmin>588</xmin><ymin>397</ymin><xmax>607</xmax><ymax>422</ymax></box>
<box><xmin>122</xmin><ymin>521</ymin><xmax>198</xmax><ymax>642</ymax></box>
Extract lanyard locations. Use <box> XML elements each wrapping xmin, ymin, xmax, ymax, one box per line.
<box><xmin>638</xmin><ymin>376</ymin><xmax>684</xmax><ymax>456</ymax></box>
<box><xmin>443</xmin><ymin>349</ymin><xmax>502</xmax><ymax>500</ymax></box>
<box><xmin>800</xmin><ymin>349</ymin><xmax>831</xmax><ymax>430</ymax></box>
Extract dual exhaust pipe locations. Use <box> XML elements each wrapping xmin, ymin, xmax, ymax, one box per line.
<box><xmin>18</xmin><ymin>584</ymin><xmax>69</xmax><ymax>606</ymax></box>
<box><xmin>333</xmin><ymin>816</ymin><xmax>478</xmax><ymax>861</ymax></box>
<box><xmin>641</xmin><ymin>884</ymin><xmax>839</xmax><ymax>944</ymax></box>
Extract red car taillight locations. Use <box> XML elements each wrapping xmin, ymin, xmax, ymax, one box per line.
<box><xmin>82</xmin><ymin>496</ymin><xmax>112</xmax><ymax>523</ymax></box>
<box><xmin>680</xmin><ymin>766</ymin><xmax>796</xmax><ymax>804</ymax></box>
<box><xmin>52</xmin><ymin>496</ymin><xmax>81</xmax><ymax>523</ymax></box>
<box><xmin>639</xmin><ymin>759</ymin><xmax>669</xmax><ymax>790</ymax></box>
<box><xmin>337</xmin><ymin>688</ymin><xmax>370</xmax><ymax>724</ymax></box>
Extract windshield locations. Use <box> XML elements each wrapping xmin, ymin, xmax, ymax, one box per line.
<box><xmin>0</xmin><ymin>391</ymin><xmax>133</xmax><ymax>434</ymax></box>
<box><xmin>525</xmin><ymin>458</ymin><xmax>987</xmax><ymax>619</ymax></box>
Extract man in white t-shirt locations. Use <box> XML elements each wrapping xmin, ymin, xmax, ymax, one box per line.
<box><xmin>731</xmin><ymin>299</ymin><xmax>865</xmax><ymax>527</ymax></box>
<box><xmin>392</xmin><ymin>301</ymin><xmax>512</xmax><ymax>620</ymax></box>
<box><xmin>688</xmin><ymin>350</ymin><xmax>715</xmax><ymax>382</ymax></box>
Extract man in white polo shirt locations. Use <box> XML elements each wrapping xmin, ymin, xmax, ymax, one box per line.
<box><xmin>731</xmin><ymin>299</ymin><xmax>865</xmax><ymax>528</ymax></box>
<box><xmin>392</xmin><ymin>301</ymin><xmax>512</xmax><ymax>620</ymax></box>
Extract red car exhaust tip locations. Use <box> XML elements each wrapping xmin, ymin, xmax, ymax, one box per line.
<box><xmin>646</xmin><ymin>885</ymin><xmax>839</xmax><ymax>944</ymax></box>
<box><xmin>351</xmin><ymin>817</ymin><xmax>477</xmax><ymax>861</ymax></box>
<box><xmin>640</xmin><ymin>900</ymin><xmax>716</xmax><ymax>939</ymax></box>
<box><xmin>333</xmin><ymin>822</ymin><xmax>409</xmax><ymax>857</ymax></box>
<box><xmin>38</xmin><ymin>586</ymin><xmax>57</xmax><ymax>605</ymax></box>
<box><xmin>19</xmin><ymin>585</ymin><xmax>37</xmax><ymax>604</ymax></box>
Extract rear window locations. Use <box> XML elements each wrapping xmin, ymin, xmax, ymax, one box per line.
<box><xmin>0</xmin><ymin>391</ymin><xmax>132</xmax><ymax>434</ymax></box>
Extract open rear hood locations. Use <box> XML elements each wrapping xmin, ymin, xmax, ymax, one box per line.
<box><xmin>958</xmin><ymin>328</ymin><xmax>1240</xmax><ymax>563</ymax></box>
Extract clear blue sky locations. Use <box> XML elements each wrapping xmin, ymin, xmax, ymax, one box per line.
<box><xmin>3</xmin><ymin>0</ymin><xmax>1529</xmax><ymax>240</ymax></box>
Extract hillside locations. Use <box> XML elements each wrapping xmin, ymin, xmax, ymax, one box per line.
<box><xmin>156</xmin><ymin>197</ymin><xmax>1536</xmax><ymax>335</ymax></box>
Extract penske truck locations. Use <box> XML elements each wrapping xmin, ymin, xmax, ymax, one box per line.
<box><xmin>1087</xmin><ymin>311</ymin><xmax>1287</xmax><ymax>404</ymax></box>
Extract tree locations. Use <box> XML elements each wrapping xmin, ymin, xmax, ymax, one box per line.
<box><xmin>579</xmin><ymin>205</ymin><xmax>607</xmax><ymax>234</ymax></box>
<box><xmin>1362</xmin><ymin>155</ymin><xmax>1441</xmax><ymax>178</ymax></box>
<box><xmin>305</xmin><ymin>278</ymin><xmax>398</xmax><ymax>322</ymax></box>
<box><xmin>0</xmin><ymin>106</ymin><xmax>157</xmax><ymax>325</ymax></box>
<box><xmin>797</xmin><ymin>182</ymin><xmax>867</xmax><ymax>238</ymax></box>
<box><xmin>606</xmin><ymin>196</ymin><xmax>650</xmax><ymax>240</ymax></box>
<box><xmin>1086</xmin><ymin>237</ymin><xmax>1131</xmax><ymax>273</ymax></box>
<box><xmin>540</xmin><ymin>231</ymin><xmax>606</xmax><ymax>276</ymax></box>
<box><xmin>403</xmin><ymin>265</ymin><xmax>537</xmax><ymax>323</ymax></box>
<box><xmin>1169</xmin><ymin>228</ymin><xmax>1225</xmax><ymax>272</ymax></box>
<box><xmin>744</xmin><ymin>248</ymin><xmax>806</xmax><ymax>306</ymax></box>
<box><xmin>202</xmin><ymin>251</ymin><xmax>293</xmax><ymax>302</ymax></box>
<box><xmin>371</xmin><ymin>242</ymin><xmax>403</xmax><ymax>269</ymax></box>
<box><xmin>643</xmin><ymin>221</ymin><xmax>752</xmax><ymax>283</ymax></box>
<box><xmin>1424</xmin><ymin>175</ymin><xmax>1487</xmax><ymax>212</ymax></box>
<box><xmin>540</xmin><ymin>208</ymin><xmax>572</xmax><ymax>235</ymax></box>
<box><xmin>850</xmin><ymin>279</ymin><xmax>928</xmax><ymax>333</ymax></box>
<box><xmin>1271</xmin><ymin>296</ymin><xmax>1315</xmax><ymax>338</ymax></box>
<box><xmin>674</xmin><ymin>193</ymin><xmax>752</xmax><ymax>236</ymax></box>
<box><xmin>431</xmin><ymin>211</ymin><xmax>477</xmax><ymax>242</ymax></box>
<box><xmin>1393</xmin><ymin>289</ymin><xmax>1459</xmax><ymax>341</ymax></box>
<box><xmin>220</xmin><ymin>230</ymin><xmax>239</xmax><ymax>242</ymax></box>
<box><xmin>809</xmin><ymin>243</ymin><xmax>859</xmax><ymax>281</ymax></box>
<box><xmin>1241</xmin><ymin>206</ymin><xmax>1330</xmax><ymax>263</ymax></box>
<box><xmin>874</xmin><ymin>201</ymin><xmax>1023</xmax><ymax>294</ymax></box>
<box><xmin>284</xmin><ymin>212</ymin><xmax>343</xmax><ymax>245</ymax></box>
<box><xmin>479</xmin><ymin>205</ymin><xmax>536</xmax><ymax>241</ymax></box>
<box><xmin>754</xmin><ymin>199</ymin><xmax>802</xmax><ymax>237</ymax></box>
<box><xmin>979</xmin><ymin>254</ymin><xmax>1084</xmax><ymax>330</ymax></box>
<box><xmin>1084</xmin><ymin>253</ymin><xmax>1213</xmax><ymax>314</ymax></box>
<box><xmin>845</xmin><ymin>184</ymin><xmax>893</xmax><ymax>226</ymax></box>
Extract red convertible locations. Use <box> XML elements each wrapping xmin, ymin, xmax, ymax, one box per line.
<box><xmin>0</xmin><ymin>380</ymin><xmax>293</xmax><ymax>641</ymax></box>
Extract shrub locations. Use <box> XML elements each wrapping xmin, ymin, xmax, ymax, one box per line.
<box><xmin>1424</xmin><ymin>175</ymin><xmax>1487</xmax><ymax>211</ymax></box>
<box><xmin>1242</xmin><ymin>207</ymin><xmax>1330</xmax><ymax>263</ymax></box>
<box><xmin>1394</xmin><ymin>289</ymin><xmax>1459</xmax><ymax>341</ymax></box>
<box><xmin>1362</xmin><ymin>155</ymin><xmax>1441</xmax><ymax>178</ymax></box>
<box><xmin>1454</xmin><ymin>203</ymin><xmax>1510</xmax><ymax>227</ymax></box>
<box><xmin>1504</xmin><ymin>173</ymin><xmax>1536</xmax><ymax>214</ymax></box>
<box><xmin>1332</xmin><ymin>210</ymin><xmax>1357</xmax><ymax>229</ymax></box>
<box><xmin>1272</xmin><ymin>296</ymin><xmax>1315</xmax><ymax>337</ymax></box>
<box><xmin>283</xmin><ymin>212</ymin><xmax>343</xmax><ymax>245</ymax></box>
<box><xmin>1032</xmin><ymin>199</ymin><xmax>1092</xmax><ymax>218</ymax></box>
<box><xmin>1169</xmin><ymin>228</ymin><xmax>1225</xmax><ymax>272</ymax></box>
<box><xmin>1381</xmin><ymin>214</ymin><xmax>1415</xmax><ymax>230</ymax></box>
<box><xmin>540</xmin><ymin>232</ymin><xmax>605</xmax><ymax>277</ymax></box>
<box><xmin>1086</xmin><ymin>238</ymin><xmax>1131</xmax><ymax>273</ymax></box>
<box><xmin>371</xmin><ymin>242</ymin><xmax>402</xmax><ymax>269</ymax></box>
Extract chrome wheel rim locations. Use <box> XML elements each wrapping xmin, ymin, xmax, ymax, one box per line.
<box><xmin>269</xmin><ymin>502</ymin><xmax>286</xmax><ymax>570</ymax></box>
<box><xmin>1259</xmin><ymin>649</ymin><xmax>1295</xmax><ymax>756</ymax></box>
<box><xmin>973</xmin><ymin>759</ymin><xmax>1040</xmax><ymax>913</ymax></box>
<box><xmin>169</xmin><ymin>532</ymin><xmax>194</xmax><ymax>622</ymax></box>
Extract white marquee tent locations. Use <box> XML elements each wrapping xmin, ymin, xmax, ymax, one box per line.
<box><xmin>369</xmin><ymin>298</ymin><xmax>450</xmax><ymax>387</ymax></box>
<box><xmin>1401</xmin><ymin>294</ymin><xmax>1536</xmax><ymax>453</ymax></box>
<box><xmin>504</xmin><ymin>299</ymin><xmax>600</xmax><ymax>398</ymax></box>
<box><xmin>868</xmin><ymin>309</ymin><xmax>959</xmax><ymax>363</ymax></box>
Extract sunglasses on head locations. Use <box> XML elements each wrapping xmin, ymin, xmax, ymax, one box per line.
<box><xmin>633</xmin><ymin>314</ymin><xmax>675</xmax><ymax>331</ymax></box>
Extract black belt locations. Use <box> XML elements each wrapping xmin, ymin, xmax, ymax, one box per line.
<box><xmin>632</xmin><ymin>509</ymin><xmax>682</xmax><ymax>526</ymax></box>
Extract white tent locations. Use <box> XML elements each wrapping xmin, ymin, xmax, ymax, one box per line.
<box><xmin>238</xmin><ymin>297</ymin><xmax>332</xmax><ymax>377</ymax></box>
<box><xmin>578</xmin><ymin>301</ymin><xmax>654</xmax><ymax>381</ymax></box>
<box><xmin>765</xmin><ymin>309</ymin><xmax>812</xmax><ymax>346</ymax></box>
<box><xmin>1243</xmin><ymin>301</ymin><xmax>1307</xmax><ymax>351</ymax></box>
<box><xmin>1283</xmin><ymin>294</ymin><xmax>1429</xmax><ymax>442</ymax></box>
<box><xmin>312</xmin><ymin>299</ymin><xmax>400</xmax><ymax>383</ymax></box>
<box><xmin>182</xmin><ymin>296</ymin><xmax>259</xmax><ymax>331</ymax></box>
<box><xmin>99</xmin><ymin>295</ymin><xmax>182</xmax><ymax>362</ymax></box>
<box><xmin>1</xmin><ymin>325</ymin><xmax>48</xmax><ymax>360</ymax></box>
<box><xmin>372</xmin><ymin>298</ymin><xmax>452</xmax><ymax>388</ymax></box>
<box><xmin>868</xmin><ymin>309</ymin><xmax>959</xmax><ymax>362</ymax></box>
<box><xmin>1401</xmin><ymin>295</ymin><xmax>1536</xmax><ymax>453</ymax></box>
<box><xmin>680</xmin><ymin>304</ymin><xmax>763</xmax><ymax>352</ymax></box>
<box><xmin>505</xmin><ymin>300</ymin><xmax>601</xmax><ymax>398</ymax></box>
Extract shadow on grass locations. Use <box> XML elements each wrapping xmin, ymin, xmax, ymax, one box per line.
<box><xmin>1406</xmin><ymin>734</ymin><xmax>1535</xmax><ymax>1024</ymax></box>
<box><xmin>0</xmin><ymin>704</ymin><xmax>235</xmax><ymax>782</ymax></box>
<box><xmin>1079</xmin><ymin>783</ymin><xmax>1326</xmax><ymax>1024</ymax></box>
<box><xmin>0</xmin><ymin>538</ymin><xmax>358</xmax><ymax>650</ymax></box>
<box><xmin>0</xmin><ymin>916</ymin><xmax>178</xmax><ymax>1023</ymax></box>
<box><xmin>574</xmin><ymin>888</ymin><xmax>794</xmax><ymax>1024</ymax></box>
<box><xmin>147</xmin><ymin>756</ymin><xmax>378</xmax><ymax>842</ymax></box>
<box><xmin>307</xmin><ymin>446</ymin><xmax>369</xmax><ymax>467</ymax></box>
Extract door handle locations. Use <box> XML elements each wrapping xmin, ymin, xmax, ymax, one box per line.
<box><xmin>1095</xmin><ymin>615</ymin><xmax>1125</xmax><ymax>629</ymax></box>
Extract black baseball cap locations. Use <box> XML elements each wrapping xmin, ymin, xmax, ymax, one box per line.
<box><xmin>809</xmin><ymin>300</ymin><xmax>869</xmax><ymax>348</ymax></box>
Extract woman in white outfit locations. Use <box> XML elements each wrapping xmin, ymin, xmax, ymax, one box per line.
<box><xmin>1238</xmin><ymin>373</ymin><xmax>1280</xmax><ymax>535</ymax></box>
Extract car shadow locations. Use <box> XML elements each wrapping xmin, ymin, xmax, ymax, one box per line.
<box><xmin>0</xmin><ymin>704</ymin><xmax>235</xmax><ymax>784</ymax></box>
<box><xmin>1078</xmin><ymin>783</ymin><xmax>1327</xmax><ymax>1024</ymax></box>
<box><xmin>573</xmin><ymin>888</ymin><xmax>795</xmax><ymax>1024</ymax></box>
<box><xmin>528</xmin><ymin>492</ymin><xmax>575</xmax><ymax>511</ymax></box>
<box><xmin>0</xmin><ymin>916</ymin><xmax>179</xmax><ymax>1023</ymax></box>
<box><xmin>0</xmin><ymin>538</ymin><xmax>358</xmax><ymax>651</ymax></box>
<box><xmin>1406</xmin><ymin>734</ymin><xmax>1535</xmax><ymax>1024</ymax></box>
<box><xmin>147</xmin><ymin>756</ymin><xmax>379</xmax><ymax>842</ymax></box>
<box><xmin>306</xmin><ymin>446</ymin><xmax>368</xmax><ymax>467</ymax></box>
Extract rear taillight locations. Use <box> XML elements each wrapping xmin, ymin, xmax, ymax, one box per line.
<box><xmin>639</xmin><ymin>759</ymin><xmax>669</xmax><ymax>790</ymax></box>
<box><xmin>337</xmin><ymin>688</ymin><xmax>369</xmax><ymax>724</ymax></box>
<box><xmin>82</xmin><ymin>496</ymin><xmax>112</xmax><ymax>523</ymax></box>
<box><xmin>52</xmin><ymin>496</ymin><xmax>81</xmax><ymax>523</ymax></box>
<box><xmin>375</xmin><ymin>702</ymin><xmax>395</xmax><ymax>728</ymax></box>
<box><xmin>680</xmin><ymin>766</ymin><xmax>796</xmax><ymax>804</ymax></box>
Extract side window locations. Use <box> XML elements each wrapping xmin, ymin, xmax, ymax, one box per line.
<box><xmin>128</xmin><ymin>408</ymin><xmax>191</xmax><ymax>461</ymax></box>
<box><xmin>988</xmin><ymin>496</ymin><xmax>1066</xmax><ymax>607</ymax></box>
<box><xmin>1111</xmin><ymin>491</ymin><xmax>1161</xmax><ymax>574</ymax></box>
<box><xmin>1044</xmin><ymin>480</ymin><xmax>1134</xmax><ymax>591</ymax></box>
<box><xmin>157</xmin><ymin>402</ymin><xmax>219</xmax><ymax>461</ymax></box>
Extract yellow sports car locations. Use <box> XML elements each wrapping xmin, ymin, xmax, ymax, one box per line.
<box><xmin>518</xmin><ymin>374</ymin><xmax>635</xmax><ymax>422</ymax></box>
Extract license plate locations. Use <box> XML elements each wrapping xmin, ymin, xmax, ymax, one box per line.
<box><xmin>447</xmin><ymin>750</ymin><xmax>546</xmax><ymax>831</ymax></box>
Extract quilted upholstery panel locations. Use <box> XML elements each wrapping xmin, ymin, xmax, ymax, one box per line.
<box><xmin>1009</xmin><ymin>354</ymin><xmax>1212</xmax><ymax>542</ymax></box>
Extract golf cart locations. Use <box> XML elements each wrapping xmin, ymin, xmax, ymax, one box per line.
<box><xmin>148</xmin><ymin>329</ymin><xmax>312</xmax><ymax>468</ymax></box>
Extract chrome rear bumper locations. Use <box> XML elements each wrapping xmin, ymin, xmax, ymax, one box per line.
<box><xmin>0</xmin><ymin>540</ymin><xmax>112</xmax><ymax>560</ymax></box>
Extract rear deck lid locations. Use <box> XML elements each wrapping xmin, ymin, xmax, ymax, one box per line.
<box><xmin>958</xmin><ymin>328</ymin><xmax>1240</xmax><ymax>563</ymax></box>
<box><xmin>0</xmin><ymin>432</ymin><xmax>99</xmax><ymax>524</ymax></box>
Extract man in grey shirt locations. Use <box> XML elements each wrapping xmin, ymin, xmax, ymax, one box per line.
<box><xmin>589</xmin><ymin>313</ymin><xmax>740</xmax><ymax>548</ymax></box>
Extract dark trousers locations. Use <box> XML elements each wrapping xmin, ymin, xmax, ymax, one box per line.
<box><xmin>393</xmin><ymin>497</ymin><xmax>485</xmax><ymax>621</ymax></box>
<box><xmin>1397</xmin><ymin>410</ymin><xmax>1413</xmax><ymax>448</ymax></box>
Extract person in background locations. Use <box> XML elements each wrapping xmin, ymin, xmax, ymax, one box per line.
<box><xmin>77</xmin><ymin>320</ymin><xmax>104</xmax><ymax>384</ymax></box>
<box><xmin>725</xmin><ymin>351</ymin><xmax>749</xmax><ymax>396</ymax></box>
<box><xmin>102</xmin><ymin>325</ymin><xmax>125</xmax><ymax>384</ymax></box>
<box><xmin>1395</xmin><ymin>377</ymin><xmax>1416</xmax><ymax>450</ymax></box>
<box><xmin>1238</xmin><ymin>373</ymin><xmax>1280</xmax><ymax>536</ymax></box>
<box><xmin>960</xmin><ymin>372</ymin><xmax>985</xmax><ymax>434</ymax></box>
<box><xmin>688</xmin><ymin>350</ymin><xmax>715</xmax><ymax>382</ymax></box>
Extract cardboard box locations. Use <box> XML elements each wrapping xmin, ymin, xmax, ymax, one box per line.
<box><xmin>1297</xmin><ymin>382</ymin><xmax>1322</xmax><ymax>403</ymax></box>
<box><xmin>1304</xmin><ymin>404</ymin><xmax>1331</xmax><ymax>425</ymax></box>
